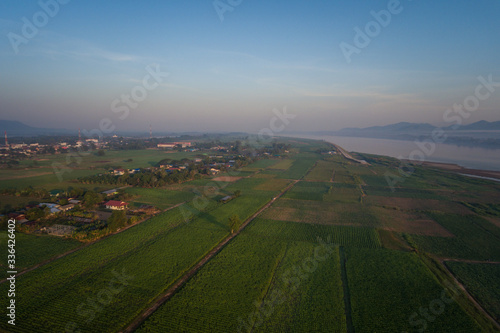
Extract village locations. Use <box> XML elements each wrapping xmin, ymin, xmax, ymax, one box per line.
<box><xmin>0</xmin><ymin>134</ymin><xmax>291</xmax><ymax>240</ymax></box>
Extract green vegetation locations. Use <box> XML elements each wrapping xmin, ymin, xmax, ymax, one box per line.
<box><xmin>2</xmin><ymin>136</ymin><xmax>499</xmax><ymax>332</ymax></box>
<box><xmin>346</xmin><ymin>248</ymin><xmax>482</xmax><ymax>333</ymax></box>
<box><xmin>138</xmin><ymin>219</ymin><xmax>347</xmax><ymax>333</ymax></box>
<box><xmin>283</xmin><ymin>181</ymin><xmax>330</xmax><ymax>201</ymax></box>
<box><xmin>304</xmin><ymin>160</ymin><xmax>335</xmax><ymax>182</ymax></box>
<box><xmin>125</xmin><ymin>187</ymin><xmax>195</xmax><ymax>210</ymax></box>
<box><xmin>446</xmin><ymin>262</ymin><xmax>500</xmax><ymax>322</ymax></box>
<box><xmin>410</xmin><ymin>213</ymin><xmax>500</xmax><ymax>261</ymax></box>
<box><xmin>0</xmin><ymin>206</ymin><xmax>229</xmax><ymax>332</ymax></box>
<box><xmin>0</xmin><ymin>233</ymin><xmax>81</xmax><ymax>276</ymax></box>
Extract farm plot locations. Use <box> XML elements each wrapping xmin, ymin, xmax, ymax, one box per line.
<box><xmin>360</xmin><ymin>174</ymin><xmax>391</xmax><ymax>187</ymax></box>
<box><xmin>410</xmin><ymin>213</ymin><xmax>500</xmax><ymax>261</ymax></box>
<box><xmin>364</xmin><ymin>186</ymin><xmax>442</xmax><ymax>199</ymax></box>
<box><xmin>0</xmin><ymin>205</ymin><xmax>231</xmax><ymax>333</ymax></box>
<box><xmin>0</xmin><ymin>169</ymin><xmax>101</xmax><ymax>190</ymax></box>
<box><xmin>333</xmin><ymin>170</ymin><xmax>356</xmax><ymax>184</ymax></box>
<box><xmin>0</xmin><ymin>195</ymin><xmax>40</xmax><ymax>211</ymax></box>
<box><xmin>137</xmin><ymin>220</ymin><xmax>346</xmax><ymax>333</ymax></box>
<box><xmin>365</xmin><ymin>196</ymin><xmax>472</xmax><ymax>214</ymax></box>
<box><xmin>323</xmin><ymin>186</ymin><xmax>361</xmax><ymax>203</ymax></box>
<box><xmin>261</xmin><ymin>205</ymin><xmax>339</xmax><ymax>225</ymax></box>
<box><xmin>304</xmin><ymin>160</ymin><xmax>336</xmax><ymax>182</ymax></box>
<box><xmin>370</xmin><ymin>206</ymin><xmax>454</xmax><ymax>237</ymax></box>
<box><xmin>247</xmin><ymin>218</ymin><xmax>381</xmax><ymax>249</ymax></box>
<box><xmin>241</xmin><ymin>158</ymin><xmax>280</xmax><ymax>171</ymax></box>
<box><xmin>275</xmin><ymin>157</ymin><xmax>319</xmax><ymax>180</ymax></box>
<box><xmin>253</xmin><ymin>178</ymin><xmax>291</xmax><ymax>191</ymax></box>
<box><xmin>346</xmin><ymin>248</ymin><xmax>482</xmax><ymax>333</ymax></box>
<box><xmin>446</xmin><ymin>262</ymin><xmax>500</xmax><ymax>323</ymax></box>
<box><xmin>254</xmin><ymin>244</ymin><xmax>346</xmax><ymax>332</ymax></box>
<box><xmin>267</xmin><ymin>199</ymin><xmax>379</xmax><ymax>227</ymax></box>
<box><xmin>0</xmin><ymin>233</ymin><xmax>82</xmax><ymax>275</ymax></box>
<box><xmin>267</xmin><ymin>159</ymin><xmax>294</xmax><ymax>170</ymax></box>
<box><xmin>283</xmin><ymin>181</ymin><xmax>330</xmax><ymax>201</ymax></box>
<box><xmin>125</xmin><ymin>187</ymin><xmax>195</xmax><ymax>209</ymax></box>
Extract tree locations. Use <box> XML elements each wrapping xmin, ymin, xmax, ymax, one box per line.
<box><xmin>233</xmin><ymin>190</ymin><xmax>241</xmax><ymax>198</ymax></box>
<box><xmin>96</xmin><ymin>150</ymin><xmax>105</xmax><ymax>156</ymax></box>
<box><xmin>229</xmin><ymin>214</ymin><xmax>241</xmax><ymax>234</ymax></box>
<box><xmin>83</xmin><ymin>191</ymin><xmax>103</xmax><ymax>209</ymax></box>
<box><xmin>107</xmin><ymin>210</ymin><xmax>127</xmax><ymax>230</ymax></box>
<box><xmin>26</xmin><ymin>207</ymin><xmax>47</xmax><ymax>220</ymax></box>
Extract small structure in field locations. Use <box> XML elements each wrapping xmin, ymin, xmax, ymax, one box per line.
<box><xmin>105</xmin><ymin>200</ymin><xmax>128</xmax><ymax>210</ymax></box>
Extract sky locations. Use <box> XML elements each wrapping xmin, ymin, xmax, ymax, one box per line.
<box><xmin>0</xmin><ymin>0</ymin><xmax>499</xmax><ymax>134</ymax></box>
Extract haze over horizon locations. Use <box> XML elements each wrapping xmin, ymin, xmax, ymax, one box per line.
<box><xmin>1</xmin><ymin>0</ymin><xmax>499</xmax><ymax>134</ymax></box>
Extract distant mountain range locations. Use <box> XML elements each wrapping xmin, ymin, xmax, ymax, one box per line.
<box><xmin>315</xmin><ymin>120</ymin><xmax>500</xmax><ymax>137</ymax></box>
<box><xmin>0</xmin><ymin>120</ymin><xmax>245</xmax><ymax>138</ymax></box>
<box><xmin>310</xmin><ymin>120</ymin><xmax>500</xmax><ymax>149</ymax></box>
<box><xmin>0</xmin><ymin>120</ymin><xmax>72</xmax><ymax>137</ymax></box>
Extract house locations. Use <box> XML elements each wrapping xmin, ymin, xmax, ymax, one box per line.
<box><xmin>59</xmin><ymin>204</ymin><xmax>75</xmax><ymax>212</ymax></box>
<box><xmin>113</xmin><ymin>169</ymin><xmax>126</xmax><ymax>176</ymax></box>
<box><xmin>157</xmin><ymin>141</ymin><xmax>191</xmax><ymax>149</ymax></box>
<box><xmin>105</xmin><ymin>200</ymin><xmax>128</xmax><ymax>210</ymax></box>
<box><xmin>101</xmin><ymin>189</ymin><xmax>118</xmax><ymax>196</ymax></box>
<box><xmin>159</xmin><ymin>163</ymin><xmax>172</xmax><ymax>169</ymax></box>
<box><xmin>210</xmin><ymin>168</ymin><xmax>220</xmax><ymax>175</ymax></box>
<box><xmin>219</xmin><ymin>195</ymin><xmax>233</xmax><ymax>203</ymax></box>
<box><xmin>39</xmin><ymin>203</ymin><xmax>62</xmax><ymax>214</ymax></box>
<box><xmin>174</xmin><ymin>141</ymin><xmax>191</xmax><ymax>148</ymax></box>
<box><xmin>68</xmin><ymin>199</ymin><xmax>81</xmax><ymax>204</ymax></box>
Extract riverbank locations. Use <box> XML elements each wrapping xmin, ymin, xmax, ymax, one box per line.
<box><xmin>417</xmin><ymin>161</ymin><xmax>500</xmax><ymax>181</ymax></box>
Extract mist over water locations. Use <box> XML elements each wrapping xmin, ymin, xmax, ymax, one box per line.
<box><xmin>293</xmin><ymin>135</ymin><xmax>500</xmax><ymax>171</ymax></box>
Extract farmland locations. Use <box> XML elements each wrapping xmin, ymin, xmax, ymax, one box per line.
<box><xmin>346</xmin><ymin>248</ymin><xmax>482</xmax><ymax>333</ymax></box>
<box><xmin>0</xmin><ymin>233</ymin><xmax>82</xmax><ymax>277</ymax></box>
<box><xmin>137</xmin><ymin>219</ymin><xmax>348</xmax><ymax>333</ymax></box>
<box><xmin>446</xmin><ymin>262</ymin><xmax>500</xmax><ymax>323</ymax></box>
<box><xmin>1</xmin><ymin>137</ymin><xmax>500</xmax><ymax>332</ymax></box>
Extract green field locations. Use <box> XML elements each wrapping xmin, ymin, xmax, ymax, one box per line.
<box><xmin>304</xmin><ymin>160</ymin><xmax>335</xmax><ymax>182</ymax></box>
<box><xmin>0</xmin><ymin>233</ymin><xmax>82</xmax><ymax>276</ymax></box>
<box><xmin>241</xmin><ymin>158</ymin><xmax>280</xmax><ymax>171</ymax></box>
<box><xmin>410</xmin><ymin>213</ymin><xmax>500</xmax><ymax>261</ymax></box>
<box><xmin>1</xmin><ymin>137</ymin><xmax>500</xmax><ymax>332</ymax></box>
<box><xmin>137</xmin><ymin>219</ymin><xmax>348</xmax><ymax>332</ymax></box>
<box><xmin>346</xmin><ymin>248</ymin><xmax>482</xmax><ymax>333</ymax></box>
<box><xmin>125</xmin><ymin>187</ymin><xmax>195</xmax><ymax>209</ymax></box>
<box><xmin>0</xmin><ymin>206</ymin><xmax>229</xmax><ymax>332</ymax></box>
<box><xmin>446</xmin><ymin>262</ymin><xmax>500</xmax><ymax>323</ymax></box>
<box><xmin>267</xmin><ymin>159</ymin><xmax>294</xmax><ymax>170</ymax></box>
<box><xmin>283</xmin><ymin>181</ymin><xmax>331</xmax><ymax>201</ymax></box>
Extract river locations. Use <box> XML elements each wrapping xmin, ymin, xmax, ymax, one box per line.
<box><xmin>288</xmin><ymin>135</ymin><xmax>500</xmax><ymax>171</ymax></box>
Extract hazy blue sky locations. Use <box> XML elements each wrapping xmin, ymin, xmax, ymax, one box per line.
<box><xmin>1</xmin><ymin>0</ymin><xmax>499</xmax><ymax>133</ymax></box>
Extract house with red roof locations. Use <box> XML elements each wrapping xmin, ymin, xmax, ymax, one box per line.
<box><xmin>105</xmin><ymin>200</ymin><xmax>128</xmax><ymax>210</ymax></box>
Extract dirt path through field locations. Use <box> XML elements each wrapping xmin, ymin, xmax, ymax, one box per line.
<box><xmin>121</xmin><ymin>180</ymin><xmax>299</xmax><ymax>333</ymax></box>
<box><xmin>441</xmin><ymin>258</ymin><xmax>500</xmax><ymax>265</ymax></box>
<box><xmin>441</xmin><ymin>260</ymin><xmax>500</xmax><ymax>330</ymax></box>
<box><xmin>339</xmin><ymin>246</ymin><xmax>354</xmax><ymax>333</ymax></box>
